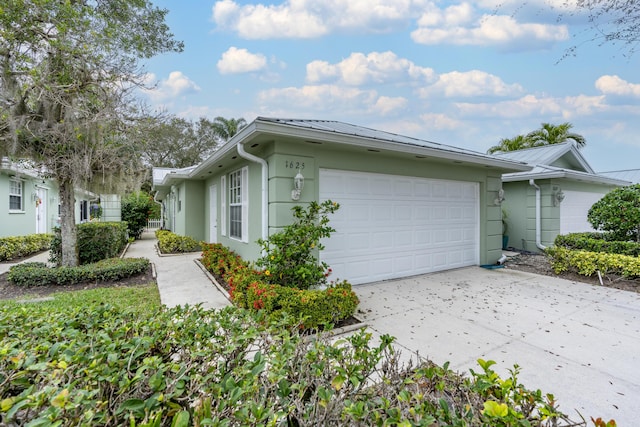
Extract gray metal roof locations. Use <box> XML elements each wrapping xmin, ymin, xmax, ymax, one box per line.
<box><xmin>257</xmin><ymin>117</ymin><xmax>499</xmax><ymax>159</ymax></box>
<box><xmin>492</xmin><ymin>142</ymin><xmax>593</xmax><ymax>173</ymax></box>
<box><xmin>502</xmin><ymin>164</ymin><xmax>631</xmax><ymax>186</ymax></box>
<box><xmin>599</xmin><ymin>169</ymin><xmax>640</xmax><ymax>184</ymax></box>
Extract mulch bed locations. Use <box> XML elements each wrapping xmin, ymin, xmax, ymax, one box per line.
<box><xmin>503</xmin><ymin>251</ymin><xmax>640</xmax><ymax>294</ymax></box>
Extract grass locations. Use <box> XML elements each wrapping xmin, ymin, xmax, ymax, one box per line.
<box><xmin>0</xmin><ymin>283</ymin><xmax>161</xmax><ymax>314</ymax></box>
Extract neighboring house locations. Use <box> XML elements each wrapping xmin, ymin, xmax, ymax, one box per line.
<box><xmin>0</xmin><ymin>158</ymin><xmax>120</xmax><ymax>237</ymax></box>
<box><xmin>599</xmin><ymin>169</ymin><xmax>640</xmax><ymax>184</ymax></box>
<box><xmin>494</xmin><ymin>143</ymin><xmax>631</xmax><ymax>253</ymax></box>
<box><xmin>153</xmin><ymin>117</ymin><xmax>529</xmax><ymax>285</ymax></box>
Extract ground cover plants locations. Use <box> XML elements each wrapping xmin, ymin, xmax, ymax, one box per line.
<box><xmin>0</xmin><ymin>303</ymin><xmax>588</xmax><ymax>426</ymax></box>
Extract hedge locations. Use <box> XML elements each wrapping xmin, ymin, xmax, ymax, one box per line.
<box><xmin>0</xmin><ymin>234</ymin><xmax>53</xmax><ymax>262</ymax></box>
<box><xmin>547</xmin><ymin>246</ymin><xmax>640</xmax><ymax>278</ymax></box>
<box><xmin>155</xmin><ymin>229</ymin><xmax>203</xmax><ymax>254</ymax></box>
<box><xmin>7</xmin><ymin>257</ymin><xmax>150</xmax><ymax>287</ymax></box>
<box><xmin>0</xmin><ymin>304</ymin><xmax>584</xmax><ymax>426</ymax></box>
<box><xmin>554</xmin><ymin>232</ymin><xmax>640</xmax><ymax>257</ymax></box>
<box><xmin>200</xmin><ymin>243</ymin><xmax>359</xmax><ymax>329</ymax></box>
<box><xmin>49</xmin><ymin>222</ymin><xmax>129</xmax><ymax>266</ymax></box>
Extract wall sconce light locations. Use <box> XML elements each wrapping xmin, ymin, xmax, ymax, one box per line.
<box><xmin>494</xmin><ymin>188</ymin><xmax>505</xmax><ymax>206</ymax></box>
<box><xmin>291</xmin><ymin>169</ymin><xmax>305</xmax><ymax>201</ymax></box>
<box><xmin>552</xmin><ymin>186</ymin><xmax>565</xmax><ymax>206</ymax></box>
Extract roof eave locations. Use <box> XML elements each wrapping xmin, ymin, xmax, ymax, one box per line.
<box><xmin>503</xmin><ymin>170</ymin><xmax>631</xmax><ymax>186</ymax></box>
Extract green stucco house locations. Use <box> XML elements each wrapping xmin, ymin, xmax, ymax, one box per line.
<box><xmin>0</xmin><ymin>158</ymin><xmax>121</xmax><ymax>238</ymax></box>
<box><xmin>152</xmin><ymin>117</ymin><xmax>530</xmax><ymax>285</ymax></box>
<box><xmin>495</xmin><ymin>143</ymin><xmax>631</xmax><ymax>253</ymax></box>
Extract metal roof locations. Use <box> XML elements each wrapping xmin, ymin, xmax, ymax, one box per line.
<box><xmin>598</xmin><ymin>169</ymin><xmax>640</xmax><ymax>184</ymax></box>
<box><xmin>502</xmin><ymin>164</ymin><xmax>632</xmax><ymax>186</ymax></box>
<box><xmin>493</xmin><ymin>142</ymin><xmax>593</xmax><ymax>173</ymax></box>
<box><xmin>257</xmin><ymin>117</ymin><xmax>499</xmax><ymax>159</ymax></box>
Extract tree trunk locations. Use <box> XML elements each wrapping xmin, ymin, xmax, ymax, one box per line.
<box><xmin>59</xmin><ymin>177</ymin><xmax>79</xmax><ymax>267</ymax></box>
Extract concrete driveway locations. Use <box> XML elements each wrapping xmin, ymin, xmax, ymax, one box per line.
<box><xmin>353</xmin><ymin>267</ymin><xmax>640</xmax><ymax>425</ymax></box>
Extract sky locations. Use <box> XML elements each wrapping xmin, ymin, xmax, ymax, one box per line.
<box><xmin>140</xmin><ymin>0</ymin><xmax>640</xmax><ymax>173</ymax></box>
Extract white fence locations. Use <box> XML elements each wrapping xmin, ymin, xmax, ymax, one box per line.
<box><xmin>146</xmin><ymin>219</ymin><xmax>162</xmax><ymax>229</ymax></box>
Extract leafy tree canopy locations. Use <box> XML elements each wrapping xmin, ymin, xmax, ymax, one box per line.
<box><xmin>487</xmin><ymin>122</ymin><xmax>586</xmax><ymax>154</ymax></box>
<box><xmin>588</xmin><ymin>184</ymin><xmax>640</xmax><ymax>242</ymax></box>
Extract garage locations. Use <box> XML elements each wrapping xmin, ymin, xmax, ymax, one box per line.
<box><xmin>319</xmin><ymin>169</ymin><xmax>479</xmax><ymax>285</ymax></box>
<box><xmin>559</xmin><ymin>190</ymin><xmax>604</xmax><ymax>234</ymax></box>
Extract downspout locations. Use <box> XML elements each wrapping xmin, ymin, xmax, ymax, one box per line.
<box><xmin>529</xmin><ymin>179</ymin><xmax>546</xmax><ymax>251</ymax></box>
<box><xmin>237</xmin><ymin>141</ymin><xmax>268</xmax><ymax>242</ymax></box>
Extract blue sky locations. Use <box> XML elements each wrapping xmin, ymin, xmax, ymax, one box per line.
<box><xmin>140</xmin><ymin>0</ymin><xmax>640</xmax><ymax>172</ymax></box>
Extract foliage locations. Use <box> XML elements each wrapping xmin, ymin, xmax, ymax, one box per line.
<box><xmin>0</xmin><ymin>0</ymin><xmax>182</xmax><ymax>267</ymax></box>
<box><xmin>7</xmin><ymin>257</ymin><xmax>149</xmax><ymax>287</ymax></box>
<box><xmin>155</xmin><ymin>230</ymin><xmax>203</xmax><ymax>253</ymax></box>
<box><xmin>487</xmin><ymin>122</ymin><xmax>585</xmax><ymax>154</ymax></box>
<box><xmin>201</xmin><ymin>243</ymin><xmax>358</xmax><ymax>329</ymax></box>
<box><xmin>122</xmin><ymin>192</ymin><xmax>156</xmax><ymax>239</ymax></box>
<box><xmin>210</xmin><ymin>116</ymin><xmax>248</xmax><ymax>141</ymax></box>
<box><xmin>0</xmin><ymin>304</ymin><xmax>587</xmax><ymax>426</ymax></box>
<box><xmin>546</xmin><ymin>246</ymin><xmax>640</xmax><ymax>278</ymax></box>
<box><xmin>49</xmin><ymin>222</ymin><xmax>128</xmax><ymax>266</ymax></box>
<box><xmin>256</xmin><ymin>200</ymin><xmax>340</xmax><ymax>290</ymax></box>
<box><xmin>554</xmin><ymin>232</ymin><xmax>640</xmax><ymax>256</ymax></box>
<box><xmin>0</xmin><ymin>234</ymin><xmax>53</xmax><ymax>262</ymax></box>
<box><xmin>588</xmin><ymin>184</ymin><xmax>640</xmax><ymax>242</ymax></box>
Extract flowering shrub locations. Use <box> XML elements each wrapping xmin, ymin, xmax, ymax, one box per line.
<box><xmin>201</xmin><ymin>243</ymin><xmax>358</xmax><ymax>329</ymax></box>
<box><xmin>255</xmin><ymin>200</ymin><xmax>339</xmax><ymax>290</ymax></box>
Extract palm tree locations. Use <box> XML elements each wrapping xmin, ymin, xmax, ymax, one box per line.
<box><xmin>487</xmin><ymin>135</ymin><xmax>530</xmax><ymax>154</ymax></box>
<box><xmin>211</xmin><ymin>117</ymin><xmax>247</xmax><ymax>142</ymax></box>
<box><xmin>526</xmin><ymin>122</ymin><xmax>586</xmax><ymax>149</ymax></box>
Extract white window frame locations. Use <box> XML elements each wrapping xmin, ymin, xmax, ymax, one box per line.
<box><xmin>9</xmin><ymin>178</ymin><xmax>24</xmax><ymax>212</ymax></box>
<box><xmin>227</xmin><ymin>167</ymin><xmax>248</xmax><ymax>243</ymax></box>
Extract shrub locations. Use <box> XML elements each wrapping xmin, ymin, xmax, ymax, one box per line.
<box><xmin>49</xmin><ymin>222</ymin><xmax>129</xmax><ymax>266</ymax></box>
<box><xmin>0</xmin><ymin>305</ymin><xmax>586</xmax><ymax>426</ymax></box>
<box><xmin>121</xmin><ymin>191</ymin><xmax>156</xmax><ymax>239</ymax></box>
<box><xmin>201</xmin><ymin>243</ymin><xmax>358</xmax><ymax>329</ymax></box>
<box><xmin>0</xmin><ymin>234</ymin><xmax>53</xmax><ymax>261</ymax></box>
<box><xmin>554</xmin><ymin>232</ymin><xmax>640</xmax><ymax>257</ymax></box>
<box><xmin>7</xmin><ymin>257</ymin><xmax>150</xmax><ymax>287</ymax></box>
<box><xmin>588</xmin><ymin>184</ymin><xmax>640</xmax><ymax>242</ymax></box>
<box><xmin>155</xmin><ymin>229</ymin><xmax>203</xmax><ymax>253</ymax></box>
<box><xmin>255</xmin><ymin>200</ymin><xmax>340</xmax><ymax>290</ymax></box>
<box><xmin>546</xmin><ymin>246</ymin><xmax>640</xmax><ymax>278</ymax></box>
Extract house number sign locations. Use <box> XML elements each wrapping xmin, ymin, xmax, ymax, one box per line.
<box><xmin>284</xmin><ymin>160</ymin><xmax>306</xmax><ymax>170</ymax></box>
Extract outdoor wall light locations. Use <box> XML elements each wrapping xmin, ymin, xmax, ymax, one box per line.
<box><xmin>494</xmin><ymin>188</ymin><xmax>505</xmax><ymax>206</ymax></box>
<box><xmin>552</xmin><ymin>187</ymin><xmax>565</xmax><ymax>206</ymax></box>
<box><xmin>291</xmin><ymin>169</ymin><xmax>305</xmax><ymax>201</ymax></box>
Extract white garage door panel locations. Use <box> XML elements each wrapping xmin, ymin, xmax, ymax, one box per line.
<box><xmin>560</xmin><ymin>190</ymin><xmax>604</xmax><ymax>235</ymax></box>
<box><xmin>320</xmin><ymin>169</ymin><xmax>479</xmax><ymax>284</ymax></box>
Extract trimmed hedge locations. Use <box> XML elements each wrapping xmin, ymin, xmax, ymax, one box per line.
<box><xmin>155</xmin><ymin>229</ymin><xmax>203</xmax><ymax>254</ymax></box>
<box><xmin>201</xmin><ymin>243</ymin><xmax>359</xmax><ymax>329</ymax></box>
<box><xmin>0</xmin><ymin>305</ymin><xmax>584</xmax><ymax>426</ymax></box>
<box><xmin>49</xmin><ymin>222</ymin><xmax>129</xmax><ymax>266</ymax></box>
<box><xmin>547</xmin><ymin>246</ymin><xmax>640</xmax><ymax>278</ymax></box>
<box><xmin>554</xmin><ymin>232</ymin><xmax>640</xmax><ymax>257</ymax></box>
<box><xmin>0</xmin><ymin>234</ymin><xmax>53</xmax><ymax>262</ymax></box>
<box><xmin>7</xmin><ymin>257</ymin><xmax>150</xmax><ymax>287</ymax></box>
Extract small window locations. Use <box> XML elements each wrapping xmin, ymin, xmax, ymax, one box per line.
<box><xmin>9</xmin><ymin>179</ymin><xmax>23</xmax><ymax>211</ymax></box>
<box><xmin>227</xmin><ymin>167</ymin><xmax>248</xmax><ymax>242</ymax></box>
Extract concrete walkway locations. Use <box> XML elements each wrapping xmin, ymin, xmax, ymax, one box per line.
<box><xmin>124</xmin><ymin>230</ymin><xmax>231</xmax><ymax>310</ymax></box>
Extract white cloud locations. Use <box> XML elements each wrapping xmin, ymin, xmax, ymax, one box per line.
<box><xmin>412</xmin><ymin>6</ymin><xmax>568</xmax><ymax>49</ymax></box>
<box><xmin>307</xmin><ymin>51</ymin><xmax>435</xmax><ymax>85</ymax></box>
<box><xmin>595</xmin><ymin>75</ymin><xmax>640</xmax><ymax>97</ymax></box>
<box><xmin>143</xmin><ymin>71</ymin><xmax>200</xmax><ymax>101</ymax></box>
<box><xmin>212</xmin><ymin>0</ymin><xmax>426</xmax><ymax>39</ymax></box>
<box><xmin>371</xmin><ymin>96</ymin><xmax>408</xmax><ymax>115</ymax></box>
<box><xmin>419</xmin><ymin>112</ymin><xmax>462</xmax><ymax>130</ymax></box>
<box><xmin>455</xmin><ymin>94</ymin><xmax>607</xmax><ymax>119</ymax></box>
<box><xmin>420</xmin><ymin>70</ymin><xmax>524</xmax><ymax>98</ymax></box>
<box><xmin>217</xmin><ymin>47</ymin><xmax>268</xmax><ymax>74</ymax></box>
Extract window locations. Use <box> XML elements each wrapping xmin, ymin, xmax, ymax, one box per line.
<box><xmin>226</xmin><ymin>167</ymin><xmax>248</xmax><ymax>242</ymax></box>
<box><xmin>9</xmin><ymin>179</ymin><xmax>23</xmax><ymax>211</ymax></box>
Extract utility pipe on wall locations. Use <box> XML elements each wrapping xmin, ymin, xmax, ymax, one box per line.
<box><xmin>237</xmin><ymin>141</ymin><xmax>268</xmax><ymax>242</ymax></box>
<box><xmin>529</xmin><ymin>179</ymin><xmax>546</xmax><ymax>251</ymax></box>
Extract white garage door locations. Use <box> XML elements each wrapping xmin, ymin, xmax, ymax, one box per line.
<box><xmin>320</xmin><ymin>169</ymin><xmax>479</xmax><ymax>285</ymax></box>
<box><xmin>560</xmin><ymin>190</ymin><xmax>604</xmax><ymax>234</ymax></box>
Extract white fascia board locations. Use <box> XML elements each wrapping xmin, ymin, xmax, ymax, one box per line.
<box><xmin>503</xmin><ymin>170</ymin><xmax>631</xmax><ymax>186</ymax></box>
<box><xmin>251</xmin><ymin>120</ymin><xmax>531</xmax><ymax>172</ymax></box>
